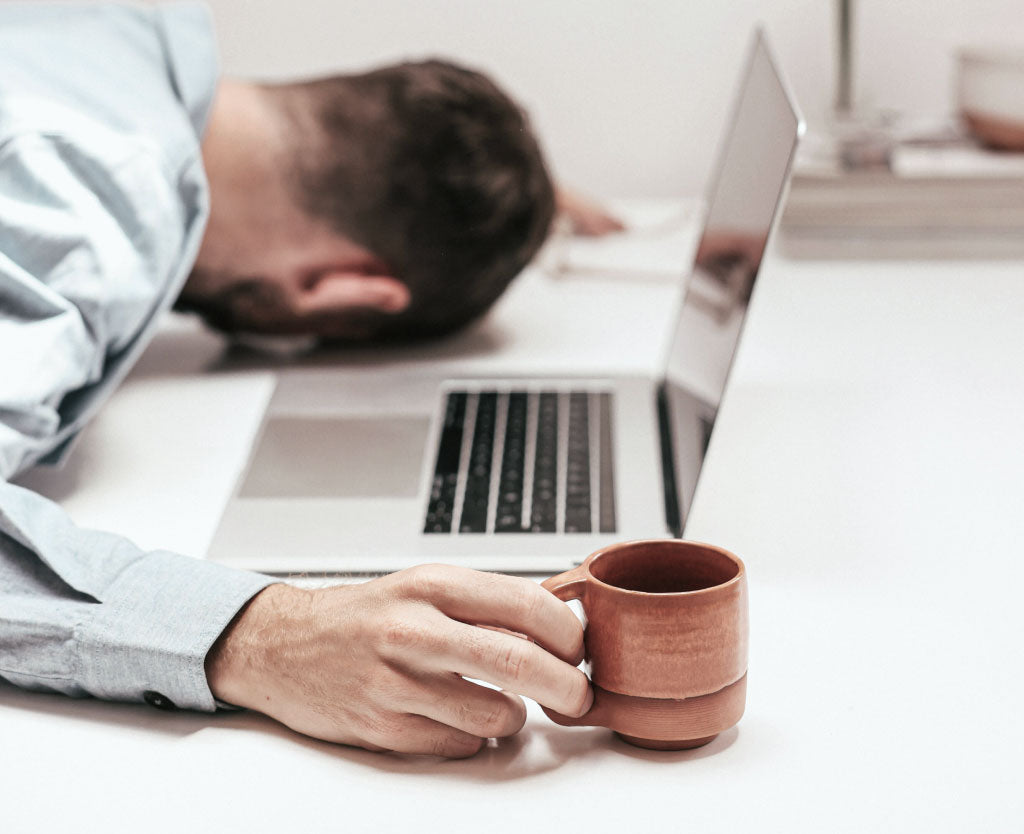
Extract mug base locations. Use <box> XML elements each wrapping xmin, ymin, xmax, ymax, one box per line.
<box><xmin>615</xmin><ymin>732</ymin><xmax>718</xmax><ymax>751</ymax></box>
<box><xmin>543</xmin><ymin>674</ymin><xmax>747</xmax><ymax>749</ymax></box>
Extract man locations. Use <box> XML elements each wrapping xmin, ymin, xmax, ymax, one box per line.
<box><xmin>0</xmin><ymin>2</ymin><xmax>611</xmax><ymax>757</ymax></box>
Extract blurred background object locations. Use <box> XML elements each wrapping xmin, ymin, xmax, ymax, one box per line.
<box><xmin>781</xmin><ymin>0</ymin><xmax>1024</xmax><ymax>256</ymax></box>
<box><xmin>958</xmin><ymin>46</ymin><xmax>1024</xmax><ymax>150</ymax></box>
<box><xmin>823</xmin><ymin>0</ymin><xmax>897</xmax><ymax>172</ymax></box>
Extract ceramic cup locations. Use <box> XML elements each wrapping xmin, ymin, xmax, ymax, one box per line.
<box><xmin>541</xmin><ymin>539</ymin><xmax>748</xmax><ymax>750</ymax></box>
<box><xmin>957</xmin><ymin>47</ymin><xmax>1024</xmax><ymax>150</ymax></box>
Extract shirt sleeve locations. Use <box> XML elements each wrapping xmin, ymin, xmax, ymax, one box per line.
<box><xmin>0</xmin><ymin>118</ymin><xmax>275</xmax><ymax>711</ymax></box>
<box><xmin>0</xmin><ymin>480</ymin><xmax>275</xmax><ymax>711</ymax></box>
<box><xmin>0</xmin><ymin>122</ymin><xmax>193</xmax><ymax>474</ymax></box>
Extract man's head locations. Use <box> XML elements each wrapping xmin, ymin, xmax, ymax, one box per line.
<box><xmin>178</xmin><ymin>60</ymin><xmax>556</xmax><ymax>342</ymax></box>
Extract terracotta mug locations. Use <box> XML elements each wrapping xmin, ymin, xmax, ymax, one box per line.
<box><xmin>541</xmin><ymin>539</ymin><xmax>748</xmax><ymax>750</ymax></box>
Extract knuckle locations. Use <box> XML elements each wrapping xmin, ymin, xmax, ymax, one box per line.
<box><xmin>402</xmin><ymin>563</ymin><xmax>447</xmax><ymax>600</ymax></box>
<box><xmin>488</xmin><ymin>700</ymin><xmax>526</xmax><ymax>737</ymax></box>
<box><xmin>380</xmin><ymin>618</ymin><xmax>444</xmax><ymax>656</ymax></box>
<box><xmin>497</xmin><ymin>642</ymin><xmax>530</xmax><ymax>684</ymax></box>
<box><xmin>359</xmin><ymin>712</ymin><xmax>403</xmax><ymax>746</ymax></box>
<box><xmin>463</xmin><ymin>632</ymin><xmax>489</xmax><ymax>666</ymax></box>
<box><xmin>434</xmin><ymin>732</ymin><xmax>484</xmax><ymax>759</ymax></box>
<box><xmin>380</xmin><ymin>616</ymin><xmax>420</xmax><ymax>650</ymax></box>
<box><xmin>510</xmin><ymin>579</ymin><xmax>543</xmax><ymax>623</ymax></box>
<box><xmin>465</xmin><ymin>702</ymin><xmax>512</xmax><ymax>738</ymax></box>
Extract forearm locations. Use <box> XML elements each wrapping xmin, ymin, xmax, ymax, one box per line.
<box><xmin>0</xmin><ymin>480</ymin><xmax>274</xmax><ymax>710</ymax></box>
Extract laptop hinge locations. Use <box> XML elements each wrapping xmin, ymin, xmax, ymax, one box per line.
<box><xmin>656</xmin><ymin>384</ymin><xmax>683</xmax><ymax>538</ymax></box>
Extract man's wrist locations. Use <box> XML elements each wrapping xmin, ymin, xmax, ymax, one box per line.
<box><xmin>205</xmin><ymin>582</ymin><xmax>305</xmax><ymax>710</ymax></box>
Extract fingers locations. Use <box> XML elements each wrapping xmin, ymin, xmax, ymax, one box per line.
<box><xmin>362</xmin><ymin>713</ymin><xmax>485</xmax><ymax>759</ymax></box>
<box><xmin>569</xmin><ymin>207</ymin><xmax>626</xmax><ymax>237</ymax></box>
<box><xmin>379</xmin><ymin>565</ymin><xmax>592</xmax><ymax>717</ymax></box>
<box><xmin>555</xmin><ymin>186</ymin><xmax>627</xmax><ymax>237</ymax></box>
<box><xmin>413</xmin><ymin>614</ymin><xmax>593</xmax><ymax>718</ymax></box>
<box><xmin>396</xmin><ymin>565</ymin><xmax>584</xmax><ymax>664</ymax></box>
<box><xmin>401</xmin><ymin>673</ymin><xmax>528</xmax><ymax>740</ymax></box>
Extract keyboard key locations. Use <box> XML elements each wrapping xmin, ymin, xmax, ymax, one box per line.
<box><xmin>496</xmin><ymin>392</ymin><xmax>528</xmax><ymax>532</ymax></box>
<box><xmin>599</xmin><ymin>392</ymin><xmax>617</xmax><ymax>533</ymax></box>
<box><xmin>528</xmin><ymin>392</ymin><xmax>558</xmax><ymax>533</ymax></box>
<box><xmin>424</xmin><ymin>393</ymin><xmax>466</xmax><ymax>533</ymax></box>
<box><xmin>459</xmin><ymin>392</ymin><xmax>497</xmax><ymax>533</ymax></box>
<box><xmin>565</xmin><ymin>393</ymin><xmax>591</xmax><ymax>533</ymax></box>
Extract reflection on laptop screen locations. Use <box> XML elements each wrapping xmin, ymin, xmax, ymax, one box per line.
<box><xmin>660</xmin><ymin>30</ymin><xmax>802</xmax><ymax>534</ymax></box>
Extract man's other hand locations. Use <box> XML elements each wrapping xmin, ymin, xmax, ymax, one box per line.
<box><xmin>205</xmin><ymin>565</ymin><xmax>591</xmax><ymax>757</ymax></box>
<box><xmin>556</xmin><ymin>187</ymin><xmax>626</xmax><ymax>237</ymax></box>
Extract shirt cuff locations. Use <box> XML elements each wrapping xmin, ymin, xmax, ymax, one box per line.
<box><xmin>74</xmin><ymin>550</ymin><xmax>276</xmax><ymax>711</ymax></box>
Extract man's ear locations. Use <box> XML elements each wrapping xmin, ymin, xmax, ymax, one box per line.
<box><xmin>295</xmin><ymin>271</ymin><xmax>411</xmax><ymax>317</ymax></box>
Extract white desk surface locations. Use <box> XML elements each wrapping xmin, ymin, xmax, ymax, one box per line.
<box><xmin>5</xmin><ymin>234</ymin><xmax>1024</xmax><ymax>832</ymax></box>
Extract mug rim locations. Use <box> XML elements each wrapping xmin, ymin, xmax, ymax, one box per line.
<box><xmin>581</xmin><ymin>538</ymin><xmax>745</xmax><ymax>597</ymax></box>
<box><xmin>958</xmin><ymin>46</ymin><xmax>1024</xmax><ymax>69</ymax></box>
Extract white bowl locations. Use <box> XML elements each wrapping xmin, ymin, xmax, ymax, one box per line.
<box><xmin>957</xmin><ymin>46</ymin><xmax>1024</xmax><ymax>150</ymax></box>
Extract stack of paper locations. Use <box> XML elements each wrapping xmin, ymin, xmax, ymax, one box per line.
<box><xmin>782</xmin><ymin>132</ymin><xmax>1024</xmax><ymax>247</ymax></box>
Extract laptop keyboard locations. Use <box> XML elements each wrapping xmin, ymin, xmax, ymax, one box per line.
<box><xmin>424</xmin><ymin>390</ymin><xmax>617</xmax><ymax>535</ymax></box>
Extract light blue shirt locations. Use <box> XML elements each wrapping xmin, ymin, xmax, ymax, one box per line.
<box><xmin>0</xmin><ymin>2</ymin><xmax>273</xmax><ymax>711</ymax></box>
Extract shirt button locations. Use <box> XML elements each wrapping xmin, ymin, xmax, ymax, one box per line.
<box><xmin>143</xmin><ymin>690</ymin><xmax>177</xmax><ymax>711</ymax></box>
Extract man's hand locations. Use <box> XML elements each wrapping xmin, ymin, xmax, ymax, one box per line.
<box><xmin>205</xmin><ymin>565</ymin><xmax>591</xmax><ymax>757</ymax></box>
<box><xmin>556</xmin><ymin>187</ymin><xmax>626</xmax><ymax>237</ymax></box>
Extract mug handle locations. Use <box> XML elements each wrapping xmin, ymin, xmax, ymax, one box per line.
<box><xmin>539</xmin><ymin>565</ymin><xmax>612</xmax><ymax>729</ymax></box>
<box><xmin>540</xmin><ymin>564</ymin><xmax>587</xmax><ymax>602</ymax></box>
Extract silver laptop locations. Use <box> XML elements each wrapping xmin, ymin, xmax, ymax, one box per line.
<box><xmin>208</xmin><ymin>29</ymin><xmax>803</xmax><ymax>575</ymax></box>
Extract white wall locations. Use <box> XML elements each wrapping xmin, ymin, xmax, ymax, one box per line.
<box><xmin>198</xmin><ymin>0</ymin><xmax>1024</xmax><ymax>197</ymax></box>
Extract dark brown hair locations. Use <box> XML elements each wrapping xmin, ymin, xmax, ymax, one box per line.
<box><xmin>274</xmin><ymin>59</ymin><xmax>556</xmax><ymax>341</ymax></box>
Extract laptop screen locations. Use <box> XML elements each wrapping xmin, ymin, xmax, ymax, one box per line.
<box><xmin>660</xmin><ymin>30</ymin><xmax>802</xmax><ymax>534</ymax></box>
